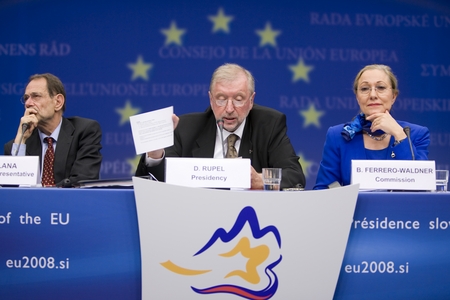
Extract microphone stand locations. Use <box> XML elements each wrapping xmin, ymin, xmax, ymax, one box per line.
<box><xmin>217</xmin><ymin>119</ymin><xmax>226</xmax><ymax>158</ymax></box>
<box><xmin>403</xmin><ymin>127</ymin><xmax>415</xmax><ymax>160</ymax></box>
<box><xmin>14</xmin><ymin>123</ymin><xmax>29</xmax><ymax>156</ymax></box>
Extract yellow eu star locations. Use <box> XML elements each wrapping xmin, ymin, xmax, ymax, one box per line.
<box><xmin>300</xmin><ymin>103</ymin><xmax>324</xmax><ymax>128</ymax></box>
<box><xmin>127</xmin><ymin>55</ymin><xmax>153</xmax><ymax>81</ymax></box>
<box><xmin>161</xmin><ymin>21</ymin><xmax>187</xmax><ymax>46</ymax></box>
<box><xmin>255</xmin><ymin>22</ymin><xmax>281</xmax><ymax>47</ymax></box>
<box><xmin>127</xmin><ymin>155</ymin><xmax>142</xmax><ymax>175</ymax></box>
<box><xmin>208</xmin><ymin>7</ymin><xmax>234</xmax><ymax>33</ymax></box>
<box><xmin>116</xmin><ymin>100</ymin><xmax>141</xmax><ymax>125</ymax></box>
<box><xmin>289</xmin><ymin>58</ymin><xmax>314</xmax><ymax>83</ymax></box>
<box><xmin>297</xmin><ymin>153</ymin><xmax>313</xmax><ymax>179</ymax></box>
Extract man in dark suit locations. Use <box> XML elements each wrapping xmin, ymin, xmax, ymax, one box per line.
<box><xmin>135</xmin><ymin>63</ymin><xmax>305</xmax><ymax>189</ymax></box>
<box><xmin>4</xmin><ymin>73</ymin><xmax>102</xmax><ymax>187</ymax></box>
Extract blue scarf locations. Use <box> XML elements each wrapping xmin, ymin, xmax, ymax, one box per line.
<box><xmin>341</xmin><ymin>113</ymin><xmax>385</xmax><ymax>141</ymax></box>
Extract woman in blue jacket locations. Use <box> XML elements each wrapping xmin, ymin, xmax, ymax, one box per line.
<box><xmin>314</xmin><ymin>64</ymin><xmax>430</xmax><ymax>190</ymax></box>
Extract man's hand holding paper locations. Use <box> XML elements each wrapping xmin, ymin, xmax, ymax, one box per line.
<box><xmin>130</xmin><ymin>106</ymin><xmax>179</xmax><ymax>158</ymax></box>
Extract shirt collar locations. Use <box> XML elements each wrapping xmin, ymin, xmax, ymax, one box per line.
<box><xmin>38</xmin><ymin>118</ymin><xmax>63</xmax><ymax>142</ymax></box>
<box><xmin>223</xmin><ymin>118</ymin><xmax>246</xmax><ymax>141</ymax></box>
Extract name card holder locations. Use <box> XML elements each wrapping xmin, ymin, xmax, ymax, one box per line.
<box><xmin>351</xmin><ymin>160</ymin><xmax>435</xmax><ymax>191</ymax></box>
<box><xmin>165</xmin><ymin>157</ymin><xmax>251</xmax><ymax>189</ymax></box>
<box><xmin>0</xmin><ymin>156</ymin><xmax>40</xmax><ymax>186</ymax></box>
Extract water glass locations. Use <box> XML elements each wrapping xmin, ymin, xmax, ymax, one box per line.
<box><xmin>435</xmin><ymin>170</ymin><xmax>449</xmax><ymax>192</ymax></box>
<box><xmin>262</xmin><ymin>168</ymin><xmax>282</xmax><ymax>191</ymax></box>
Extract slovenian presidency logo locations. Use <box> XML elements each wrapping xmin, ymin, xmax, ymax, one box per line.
<box><xmin>160</xmin><ymin>206</ymin><xmax>282</xmax><ymax>299</ymax></box>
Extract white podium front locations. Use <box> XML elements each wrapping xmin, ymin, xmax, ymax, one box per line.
<box><xmin>133</xmin><ymin>178</ymin><xmax>359</xmax><ymax>299</ymax></box>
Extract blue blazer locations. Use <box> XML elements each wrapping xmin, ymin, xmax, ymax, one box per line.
<box><xmin>313</xmin><ymin>121</ymin><xmax>430</xmax><ymax>190</ymax></box>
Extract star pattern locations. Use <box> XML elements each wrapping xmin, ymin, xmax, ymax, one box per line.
<box><xmin>114</xmin><ymin>10</ymin><xmax>324</xmax><ymax>183</ymax></box>
<box><xmin>161</xmin><ymin>21</ymin><xmax>186</xmax><ymax>46</ymax></box>
<box><xmin>116</xmin><ymin>100</ymin><xmax>141</xmax><ymax>126</ymax></box>
<box><xmin>289</xmin><ymin>58</ymin><xmax>314</xmax><ymax>83</ymax></box>
<box><xmin>300</xmin><ymin>103</ymin><xmax>324</xmax><ymax>128</ymax></box>
<box><xmin>298</xmin><ymin>153</ymin><xmax>313</xmax><ymax>179</ymax></box>
<box><xmin>127</xmin><ymin>155</ymin><xmax>142</xmax><ymax>175</ymax></box>
<box><xmin>255</xmin><ymin>22</ymin><xmax>281</xmax><ymax>47</ymax></box>
<box><xmin>127</xmin><ymin>55</ymin><xmax>153</xmax><ymax>81</ymax></box>
<box><xmin>208</xmin><ymin>7</ymin><xmax>234</xmax><ymax>33</ymax></box>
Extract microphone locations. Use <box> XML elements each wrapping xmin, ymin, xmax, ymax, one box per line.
<box><xmin>14</xmin><ymin>123</ymin><xmax>31</xmax><ymax>156</ymax></box>
<box><xmin>56</xmin><ymin>178</ymin><xmax>72</xmax><ymax>188</ymax></box>
<box><xmin>216</xmin><ymin>119</ymin><xmax>226</xmax><ymax>158</ymax></box>
<box><xmin>22</xmin><ymin>123</ymin><xmax>30</xmax><ymax>133</ymax></box>
<box><xmin>403</xmin><ymin>126</ymin><xmax>415</xmax><ymax>160</ymax></box>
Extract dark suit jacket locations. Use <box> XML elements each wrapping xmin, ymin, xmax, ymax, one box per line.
<box><xmin>313</xmin><ymin>121</ymin><xmax>430</xmax><ymax>190</ymax></box>
<box><xmin>4</xmin><ymin>116</ymin><xmax>102</xmax><ymax>186</ymax></box>
<box><xmin>136</xmin><ymin>104</ymin><xmax>305</xmax><ymax>189</ymax></box>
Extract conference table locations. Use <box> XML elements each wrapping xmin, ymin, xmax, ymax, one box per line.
<box><xmin>1</xmin><ymin>185</ymin><xmax>449</xmax><ymax>299</ymax></box>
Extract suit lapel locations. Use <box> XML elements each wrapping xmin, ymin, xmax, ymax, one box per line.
<box><xmin>54</xmin><ymin>118</ymin><xmax>74</xmax><ymax>178</ymax></box>
<box><xmin>239</xmin><ymin>120</ymin><xmax>252</xmax><ymax>159</ymax></box>
<box><xmin>192</xmin><ymin>117</ymin><xmax>216</xmax><ymax>157</ymax></box>
<box><xmin>26</xmin><ymin>130</ymin><xmax>43</xmax><ymax>164</ymax></box>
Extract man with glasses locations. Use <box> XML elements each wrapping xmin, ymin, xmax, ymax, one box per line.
<box><xmin>135</xmin><ymin>63</ymin><xmax>305</xmax><ymax>189</ymax></box>
<box><xmin>4</xmin><ymin>73</ymin><xmax>102</xmax><ymax>187</ymax></box>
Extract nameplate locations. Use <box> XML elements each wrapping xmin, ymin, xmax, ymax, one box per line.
<box><xmin>351</xmin><ymin>160</ymin><xmax>435</xmax><ymax>190</ymax></box>
<box><xmin>0</xmin><ymin>156</ymin><xmax>40</xmax><ymax>186</ymax></box>
<box><xmin>165</xmin><ymin>157</ymin><xmax>251</xmax><ymax>189</ymax></box>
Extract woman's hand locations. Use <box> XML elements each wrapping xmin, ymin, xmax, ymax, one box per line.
<box><xmin>366</xmin><ymin>110</ymin><xmax>406</xmax><ymax>141</ymax></box>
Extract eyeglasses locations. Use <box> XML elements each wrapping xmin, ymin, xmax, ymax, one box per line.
<box><xmin>20</xmin><ymin>93</ymin><xmax>47</xmax><ymax>105</ymax></box>
<box><xmin>214</xmin><ymin>98</ymin><xmax>250</xmax><ymax>108</ymax></box>
<box><xmin>357</xmin><ymin>85</ymin><xmax>391</xmax><ymax>95</ymax></box>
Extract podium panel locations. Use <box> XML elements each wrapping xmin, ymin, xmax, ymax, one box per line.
<box><xmin>0</xmin><ymin>188</ymin><xmax>141</xmax><ymax>300</ymax></box>
<box><xmin>133</xmin><ymin>178</ymin><xmax>358</xmax><ymax>299</ymax></box>
<box><xmin>1</xmin><ymin>186</ymin><xmax>450</xmax><ymax>299</ymax></box>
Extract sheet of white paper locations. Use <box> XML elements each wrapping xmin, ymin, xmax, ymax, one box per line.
<box><xmin>130</xmin><ymin>106</ymin><xmax>174</xmax><ymax>154</ymax></box>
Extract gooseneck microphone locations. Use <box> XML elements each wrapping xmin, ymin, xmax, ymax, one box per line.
<box><xmin>14</xmin><ymin>123</ymin><xmax>30</xmax><ymax>156</ymax></box>
<box><xmin>216</xmin><ymin>119</ymin><xmax>226</xmax><ymax>158</ymax></box>
<box><xmin>22</xmin><ymin>123</ymin><xmax>30</xmax><ymax>133</ymax></box>
<box><xmin>403</xmin><ymin>126</ymin><xmax>415</xmax><ymax>160</ymax></box>
<box><xmin>56</xmin><ymin>178</ymin><xmax>72</xmax><ymax>188</ymax></box>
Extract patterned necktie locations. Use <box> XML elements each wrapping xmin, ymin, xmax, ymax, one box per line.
<box><xmin>42</xmin><ymin>137</ymin><xmax>56</xmax><ymax>187</ymax></box>
<box><xmin>226</xmin><ymin>134</ymin><xmax>239</xmax><ymax>158</ymax></box>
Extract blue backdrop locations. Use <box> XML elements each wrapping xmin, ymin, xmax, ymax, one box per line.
<box><xmin>1</xmin><ymin>0</ymin><xmax>449</xmax><ymax>189</ymax></box>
